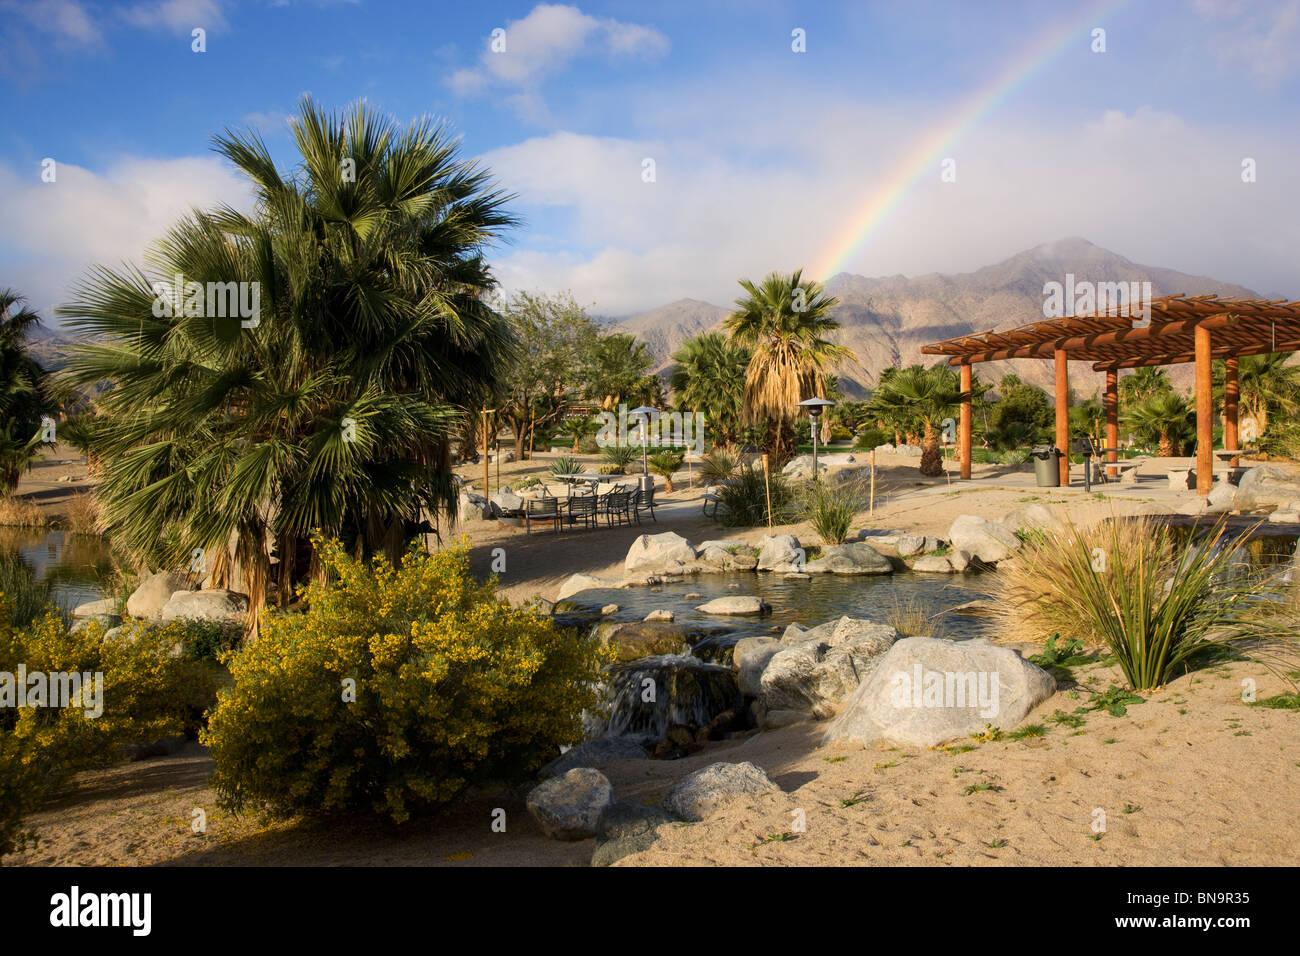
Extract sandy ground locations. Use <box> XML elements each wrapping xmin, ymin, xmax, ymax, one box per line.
<box><xmin>6</xmin><ymin>445</ymin><xmax>1298</xmax><ymax>866</ymax></box>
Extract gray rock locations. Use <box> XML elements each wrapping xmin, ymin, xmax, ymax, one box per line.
<box><xmin>540</xmin><ymin>738</ymin><xmax>649</xmax><ymax>778</ymax></box>
<box><xmin>1207</xmin><ymin>481</ymin><xmax>1239</xmax><ymax>513</ymax></box>
<box><xmin>1269</xmin><ymin>510</ymin><xmax>1300</xmax><ymax>523</ymax></box>
<box><xmin>643</xmin><ymin>609</ymin><xmax>675</xmax><ymax>623</ymax></box>
<box><xmin>556</xmin><ymin>573</ymin><xmax>618</xmax><ymax>602</ymax></box>
<box><xmin>896</xmin><ymin>535</ymin><xmax>926</xmax><ymax>557</ymax></box>
<box><xmin>70</xmin><ymin>614</ymin><xmax>121</xmax><ymax>634</ymax></box>
<box><xmin>946</xmin><ymin>514</ymin><xmax>1021</xmax><ymax>563</ymax></box>
<box><xmin>624</xmin><ymin>532</ymin><xmax>698</xmax><ymax>576</ymax></box>
<box><xmin>999</xmin><ymin>503</ymin><xmax>1063</xmax><ymax>536</ymax></box>
<box><xmin>491</xmin><ymin>488</ymin><xmax>524</xmax><ymax>514</ymax></box>
<box><xmin>696</xmin><ymin>539</ymin><xmax>750</xmax><ymax>553</ymax></box>
<box><xmin>591</xmin><ymin>803</ymin><xmax>677</xmax><ymax>867</ymax></box>
<box><xmin>910</xmin><ymin>554</ymin><xmax>956</xmax><ymax>573</ymax></box>
<box><xmin>696</xmin><ymin>596</ymin><xmax>770</xmax><ymax>616</ymax></box>
<box><xmin>760</xmin><ymin>619</ymin><xmax>898</xmax><ymax>717</ymax></box>
<box><xmin>784</xmin><ymin>572</ymin><xmax>811</xmax><ymax>580</ymax></box>
<box><xmin>1235</xmin><ymin>464</ymin><xmax>1300</xmax><ymax>511</ymax></box>
<box><xmin>526</xmin><ymin>768</ymin><xmax>614</xmax><ymax>840</ymax></box>
<box><xmin>822</xmin><ymin>636</ymin><xmax>1057</xmax><ymax>748</ymax></box>
<box><xmin>597</xmin><ymin>621</ymin><xmax>692</xmax><ymax>661</ymax></box>
<box><xmin>947</xmin><ymin>549</ymin><xmax>972</xmax><ymax>572</ymax></box>
<box><xmin>72</xmin><ymin>597</ymin><xmax>118</xmax><ymax>619</ymax></box>
<box><xmin>126</xmin><ymin>571</ymin><xmax>191</xmax><ymax>621</ymax></box>
<box><xmin>761</xmin><ymin>708</ymin><xmax>810</xmax><ymax>729</ymax></box>
<box><xmin>733</xmin><ymin>637</ymin><xmax>784</xmax><ymax>696</ymax></box>
<box><xmin>804</xmin><ymin>541</ymin><xmax>893</xmax><ymax>575</ymax></box>
<box><xmin>756</xmin><ymin>534</ymin><xmax>803</xmax><ymax>572</ymax></box>
<box><xmin>600</xmin><ymin>604</ymin><xmax>620</xmax><ymax>616</ymax></box>
<box><xmin>663</xmin><ymin>761</ymin><xmax>779</xmax><ymax>822</ymax></box>
<box><xmin>160</xmin><ymin>589</ymin><xmax>248</xmax><ymax>623</ymax></box>
<box><xmin>458</xmin><ymin>491</ymin><xmax>491</xmax><ymax>521</ymax></box>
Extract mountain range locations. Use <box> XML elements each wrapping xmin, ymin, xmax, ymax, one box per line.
<box><xmin>613</xmin><ymin>237</ymin><xmax>1274</xmax><ymax>398</ymax></box>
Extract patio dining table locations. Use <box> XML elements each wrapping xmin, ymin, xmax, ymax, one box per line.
<box><xmin>552</xmin><ymin>473</ymin><xmax>607</xmax><ymax>492</ymax></box>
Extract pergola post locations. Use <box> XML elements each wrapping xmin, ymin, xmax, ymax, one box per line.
<box><xmin>1104</xmin><ymin>368</ymin><xmax>1119</xmax><ymax>479</ymax></box>
<box><xmin>959</xmin><ymin>361</ymin><xmax>972</xmax><ymax>480</ymax></box>
<box><xmin>1224</xmin><ymin>357</ymin><xmax>1239</xmax><ymax>468</ymax></box>
<box><xmin>1054</xmin><ymin>348</ymin><xmax>1070</xmax><ymax>485</ymax></box>
<box><xmin>1195</xmin><ymin>325</ymin><xmax>1213</xmax><ymax>496</ymax></box>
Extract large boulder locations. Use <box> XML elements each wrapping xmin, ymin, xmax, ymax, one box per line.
<box><xmin>732</xmin><ymin>637</ymin><xmax>784</xmax><ymax>696</ymax></box>
<box><xmin>72</xmin><ymin>597</ymin><xmax>118</xmax><ymax>619</ymax></box>
<box><xmin>491</xmin><ymin>488</ymin><xmax>525</xmax><ymax>515</ymax></box>
<box><xmin>663</xmin><ymin>761</ymin><xmax>779</xmax><ymax>822</ymax></box>
<box><xmin>1234</xmin><ymin>464</ymin><xmax>1300</xmax><ymax>511</ymax></box>
<box><xmin>876</xmin><ymin>443</ymin><xmax>922</xmax><ymax>456</ymax></box>
<box><xmin>756</xmin><ymin>534</ymin><xmax>803</xmax><ymax>572</ymax></box>
<box><xmin>760</xmin><ymin>619</ymin><xmax>898</xmax><ymax>717</ymax></box>
<box><xmin>556</xmin><ymin>573</ymin><xmax>619</xmax><ymax>602</ymax></box>
<box><xmin>999</xmin><ymin>503</ymin><xmax>1063</xmax><ymax>536</ymax></box>
<box><xmin>160</xmin><ymin>589</ymin><xmax>248</xmax><ymax>624</ymax></box>
<box><xmin>126</xmin><ymin>571</ymin><xmax>190</xmax><ymax>621</ymax></box>
<box><xmin>540</xmin><ymin>738</ymin><xmax>649</xmax><ymax>779</ymax></box>
<box><xmin>624</xmin><ymin>532</ymin><xmax>698</xmax><ymax>576</ymax></box>
<box><xmin>822</xmin><ymin>636</ymin><xmax>1057</xmax><ymax>748</ymax></box>
<box><xmin>695</xmin><ymin>596</ymin><xmax>770</xmax><ymax>616</ymax></box>
<box><xmin>591</xmin><ymin>802</ymin><xmax>678</xmax><ymax>866</ymax></box>
<box><xmin>804</xmin><ymin>541</ymin><xmax>893</xmax><ymax>575</ymax></box>
<box><xmin>458</xmin><ymin>491</ymin><xmax>491</xmax><ymax>521</ymax></box>
<box><xmin>946</xmin><ymin>514</ymin><xmax>1022</xmax><ymax>564</ymax></box>
<box><xmin>526</xmin><ymin>768</ymin><xmax>614</xmax><ymax>841</ymax></box>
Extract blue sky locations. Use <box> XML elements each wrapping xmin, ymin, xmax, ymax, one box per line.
<box><xmin>2</xmin><ymin>0</ymin><xmax>1298</xmax><ymax>325</ymax></box>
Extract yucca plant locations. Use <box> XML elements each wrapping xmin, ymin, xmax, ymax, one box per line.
<box><xmin>699</xmin><ymin>447</ymin><xmax>741</xmax><ymax>483</ymax></box>
<box><xmin>994</xmin><ymin>515</ymin><xmax>1297</xmax><ymax>690</ymax></box>
<box><xmin>715</xmin><ymin>464</ymin><xmax>795</xmax><ymax>528</ymax></box>
<box><xmin>647</xmin><ymin>450</ymin><xmax>685</xmax><ymax>492</ymax></box>
<box><xmin>548</xmin><ymin>456</ymin><xmax>581</xmax><ymax>483</ymax></box>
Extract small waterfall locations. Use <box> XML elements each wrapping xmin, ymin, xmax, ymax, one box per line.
<box><xmin>589</xmin><ymin>654</ymin><xmax>743</xmax><ymax>744</ymax></box>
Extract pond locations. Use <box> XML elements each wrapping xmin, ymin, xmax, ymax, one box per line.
<box><xmin>556</xmin><ymin>569</ymin><xmax>997</xmax><ymax>647</ymax></box>
<box><xmin>0</xmin><ymin>528</ymin><xmax>114</xmax><ymax>614</ymax></box>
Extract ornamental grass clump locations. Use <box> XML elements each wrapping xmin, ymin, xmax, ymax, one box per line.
<box><xmin>203</xmin><ymin>538</ymin><xmax>607</xmax><ymax>824</ymax></box>
<box><xmin>993</xmin><ymin>515</ymin><xmax>1298</xmax><ymax>690</ymax></box>
<box><xmin>801</xmin><ymin>478</ymin><xmax>864</xmax><ymax>545</ymax></box>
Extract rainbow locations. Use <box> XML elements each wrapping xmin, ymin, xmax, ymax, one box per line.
<box><xmin>810</xmin><ymin>0</ymin><xmax>1130</xmax><ymax>281</ymax></box>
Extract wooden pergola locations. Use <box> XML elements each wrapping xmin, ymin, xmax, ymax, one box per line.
<box><xmin>921</xmin><ymin>294</ymin><xmax>1300</xmax><ymax>495</ymax></box>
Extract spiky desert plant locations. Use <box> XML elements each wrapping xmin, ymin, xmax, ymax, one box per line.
<box><xmin>699</xmin><ymin>446</ymin><xmax>741</xmax><ymax>483</ymax></box>
<box><xmin>993</xmin><ymin>515</ymin><xmax>1297</xmax><ymax>689</ymax></box>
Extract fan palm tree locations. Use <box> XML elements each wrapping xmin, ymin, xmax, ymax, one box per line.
<box><xmin>866</xmin><ymin>364</ymin><xmax>962</xmax><ymax>476</ymax></box>
<box><xmin>1212</xmin><ymin>352</ymin><xmax>1300</xmax><ymax>441</ymax></box>
<box><xmin>1122</xmin><ymin>391</ymin><xmax>1194</xmax><ymax>456</ymax></box>
<box><xmin>0</xmin><ymin>289</ymin><xmax>50</xmax><ymax>492</ymax></box>
<box><xmin>647</xmin><ymin>449</ymin><xmax>685</xmax><ymax>492</ymax></box>
<box><xmin>58</xmin><ymin>98</ymin><xmax>517</xmax><ymax>630</ymax></box>
<box><xmin>724</xmin><ymin>270</ymin><xmax>852</xmax><ymax>463</ymax></box>
<box><xmin>669</xmin><ymin>331</ymin><xmax>751</xmax><ymax>445</ymax></box>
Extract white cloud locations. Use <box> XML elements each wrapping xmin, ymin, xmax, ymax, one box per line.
<box><xmin>0</xmin><ymin>0</ymin><xmax>99</xmax><ymax>46</ymax></box>
<box><xmin>481</xmin><ymin>104</ymin><xmax>1300</xmax><ymax>316</ymax></box>
<box><xmin>1197</xmin><ymin>0</ymin><xmax>1300</xmax><ymax>84</ymax></box>
<box><xmin>0</xmin><ymin>155</ymin><xmax>252</xmax><ymax>325</ymax></box>
<box><xmin>120</xmin><ymin>0</ymin><xmax>227</xmax><ymax>34</ymax></box>
<box><xmin>449</xmin><ymin>3</ymin><xmax>669</xmax><ymax>120</ymax></box>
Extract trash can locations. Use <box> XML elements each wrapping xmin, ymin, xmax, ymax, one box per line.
<box><xmin>1032</xmin><ymin>446</ymin><xmax>1061</xmax><ymax>487</ymax></box>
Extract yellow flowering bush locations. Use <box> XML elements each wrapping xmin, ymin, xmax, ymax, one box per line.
<box><xmin>0</xmin><ymin>608</ymin><xmax>217</xmax><ymax>857</ymax></box>
<box><xmin>202</xmin><ymin>539</ymin><xmax>606</xmax><ymax>824</ymax></box>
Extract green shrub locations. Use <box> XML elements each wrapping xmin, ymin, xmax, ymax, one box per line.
<box><xmin>802</xmin><ymin>479</ymin><xmax>865</xmax><ymax>545</ymax></box>
<box><xmin>647</xmin><ymin>449</ymin><xmax>685</xmax><ymax>492</ymax></box>
<box><xmin>598</xmin><ymin>463</ymin><xmax>624</xmax><ymax>475</ymax></box>
<box><xmin>202</xmin><ymin>539</ymin><xmax>607</xmax><ymax>824</ymax></box>
<box><xmin>716</xmin><ymin>465</ymin><xmax>796</xmax><ymax>528</ymax></box>
<box><xmin>828</xmin><ymin>426</ymin><xmax>853</xmax><ymax>443</ymax></box>
<box><xmin>854</xmin><ymin>427</ymin><xmax>889</xmax><ymax>451</ymax></box>
<box><xmin>0</xmin><ymin>553</ymin><xmax>54</xmax><ymax>629</ymax></box>
<box><xmin>998</xmin><ymin>448</ymin><xmax>1032</xmax><ymax>465</ymax></box>
<box><xmin>0</xmin><ymin>612</ymin><xmax>214</xmax><ymax>857</ymax></box>
<box><xmin>514</xmin><ymin>475</ymin><xmax>541</xmax><ymax>490</ymax></box>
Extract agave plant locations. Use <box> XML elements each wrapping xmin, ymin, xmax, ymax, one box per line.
<box><xmin>599</xmin><ymin>443</ymin><xmax>638</xmax><ymax>471</ymax></box>
<box><xmin>549</xmin><ymin>456</ymin><xmax>581</xmax><ymax>483</ymax></box>
<box><xmin>647</xmin><ymin>449</ymin><xmax>685</xmax><ymax>492</ymax></box>
<box><xmin>698</xmin><ymin>447</ymin><xmax>740</xmax><ymax>483</ymax></box>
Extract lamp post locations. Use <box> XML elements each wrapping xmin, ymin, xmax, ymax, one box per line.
<box><xmin>798</xmin><ymin>397</ymin><xmax>835</xmax><ymax>481</ymax></box>
<box><xmin>629</xmin><ymin>405</ymin><xmax>657</xmax><ymax>476</ymax></box>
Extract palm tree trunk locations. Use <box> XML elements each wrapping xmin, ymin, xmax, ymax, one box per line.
<box><xmin>1158</xmin><ymin>431</ymin><xmax>1172</xmax><ymax>457</ymax></box>
<box><xmin>919</xmin><ymin>422</ymin><xmax>943</xmax><ymax>476</ymax></box>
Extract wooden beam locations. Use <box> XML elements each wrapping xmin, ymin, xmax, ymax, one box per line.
<box><xmin>1195</xmin><ymin>325</ymin><xmax>1213</xmax><ymax>496</ymax></box>
<box><xmin>1224</xmin><ymin>357</ymin><xmax>1239</xmax><ymax>468</ymax></box>
<box><xmin>1092</xmin><ymin>336</ymin><xmax>1300</xmax><ymax>370</ymax></box>
<box><xmin>944</xmin><ymin>313</ymin><xmax>1244</xmax><ymax>365</ymax></box>
<box><xmin>960</xmin><ymin>362</ymin><xmax>972</xmax><ymax>480</ymax></box>
<box><xmin>1105</xmin><ymin>369</ymin><xmax>1118</xmax><ymax>479</ymax></box>
<box><xmin>1055</xmin><ymin>348</ymin><xmax>1070</xmax><ymax>485</ymax></box>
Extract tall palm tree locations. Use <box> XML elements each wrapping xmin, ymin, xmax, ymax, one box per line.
<box><xmin>0</xmin><ymin>290</ymin><xmax>49</xmax><ymax>492</ymax></box>
<box><xmin>867</xmin><ymin>364</ymin><xmax>962</xmax><ymax>476</ymax></box>
<box><xmin>724</xmin><ymin>270</ymin><xmax>852</xmax><ymax>463</ymax></box>
<box><xmin>669</xmin><ymin>331</ymin><xmax>751</xmax><ymax>445</ymax></box>
<box><xmin>59</xmin><ymin>98</ymin><xmax>517</xmax><ymax>629</ymax></box>
<box><xmin>1122</xmin><ymin>391</ymin><xmax>1194</xmax><ymax>456</ymax></box>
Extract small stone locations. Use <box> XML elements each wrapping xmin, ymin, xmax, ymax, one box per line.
<box><xmin>644</xmin><ymin>609</ymin><xmax>675</xmax><ymax>623</ymax></box>
<box><xmin>600</xmin><ymin>604</ymin><xmax>620</xmax><ymax>616</ymax></box>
